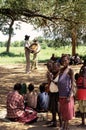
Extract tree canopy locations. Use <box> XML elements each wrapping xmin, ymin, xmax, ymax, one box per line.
<box><xmin>0</xmin><ymin>0</ymin><xmax>86</xmax><ymax>55</ymax></box>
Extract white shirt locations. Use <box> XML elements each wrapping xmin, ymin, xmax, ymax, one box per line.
<box><xmin>24</xmin><ymin>40</ymin><xmax>30</xmax><ymax>49</ymax></box>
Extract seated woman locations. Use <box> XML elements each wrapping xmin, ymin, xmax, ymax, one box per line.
<box><xmin>6</xmin><ymin>83</ymin><xmax>37</xmax><ymax>123</ymax></box>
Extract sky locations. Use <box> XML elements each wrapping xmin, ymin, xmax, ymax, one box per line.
<box><xmin>0</xmin><ymin>22</ymin><xmax>43</xmax><ymax>42</ymax></box>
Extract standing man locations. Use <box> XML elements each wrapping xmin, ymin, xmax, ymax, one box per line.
<box><xmin>24</xmin><ymin>35</ymin><xmax>31</xmax><ymax>73</ymax></box>
<box><xmin>31</xmin><ymin>39</ymin><xmax>41</xmax><ymax>70</ymax></box>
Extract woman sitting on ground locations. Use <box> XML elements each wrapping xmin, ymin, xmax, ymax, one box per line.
<box><xmin>6</xmin><ymin>83</ymin><xmax>37</xmax><ymax>123</ymax></box>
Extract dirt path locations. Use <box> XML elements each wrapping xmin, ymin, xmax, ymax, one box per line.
<box><xmin>0</xmin><ymin>63</ymin><xmax>85</xmax><ymax>130</ymax></box>
<box><xmin>0</xmin><ymin>63</ymin><xmax>47</xmax><ymax>109</ymax></box>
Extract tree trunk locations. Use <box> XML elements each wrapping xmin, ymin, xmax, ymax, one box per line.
<box><xmin>71</xmin><ymin>26</ymin><xmax>77</xmax><ymax>56</ymax></box>
<box><xmin>6</xmin><ymin>19</ymin><xmax>14</xmax><ymax>53</ymax></box>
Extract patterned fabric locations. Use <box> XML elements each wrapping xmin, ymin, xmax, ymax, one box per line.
<box><xmin>59</xmin><ymin>97</ymin><xmax>74</xmax><ymax>120</ymax></box>
<box><xmin>18</xmin><ymin>107</ymin><xmax>37</xmax><ymax>123</ymax></box>
<box><xmin>58</xmin><ymin>68</ymin><xmax>71</xmax><ymax>97</ymax></box>
<box><xmin>6</xmin><ymin>91</ymin><xmax>37</xmax><ymax>123</ymax></box>
<box><xmin>58</xmin><ymin>67</ymin><xmax>75</xmax><ymax>121</ymax></box>
<box><xmin>78</xmin><ymin>100</ymin><xmax>86</xmax><ymax>113</ymax></box>
<box><xmin>26</xmin><ymin>91</ymin><xmax>38</xmax><ymax>109</ymax></box>
<box><xmin>7</xmin><ymin>91</ymin><xmax>24</xmax><ymax>119</ymax></box>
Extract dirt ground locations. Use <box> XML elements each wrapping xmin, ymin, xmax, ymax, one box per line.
<box><xmin>0</xmin><ymin>63</ymin><xmax>86</xmax><ymax>130</ymax></box>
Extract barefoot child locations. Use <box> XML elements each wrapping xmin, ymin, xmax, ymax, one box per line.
<box><xmin>58</xmin><ymin>54</ymin><xmax>75</xmax><ymax>130</ymax></box>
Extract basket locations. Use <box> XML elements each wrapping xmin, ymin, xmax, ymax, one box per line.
<box><xmin>29</xmin><ymin>43</ymin><xmax>40</xmax><ymax>54</ymax></box>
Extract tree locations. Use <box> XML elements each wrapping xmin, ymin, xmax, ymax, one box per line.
<box><xmin>65</xmin><ymin>0</ymin><xmax>86</xmax><ymax>55</ymax></box>
<box><xmin>0</xmin><ymin>0</ymin><xmax>59</xmax><ymax>52</ymax></box>
<box><xmin>30</xmin><ymin>0</ymin><xmax>86</xmax><ymax>55</ymax></box>
<box><xmin>0</xmin><ymin>0</ymin><xmax>35</xmax><ymax>52</ymax></box>
<box><xmin>0</xmin><ymin>0</ymin><xmax>86</xmax><ymax>55</ymax></box>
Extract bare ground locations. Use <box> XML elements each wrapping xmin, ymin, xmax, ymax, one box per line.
<box><xmin>0</xmin><ymin>63</ymin><xmax>86</xmax><ymax>130</ymax></box>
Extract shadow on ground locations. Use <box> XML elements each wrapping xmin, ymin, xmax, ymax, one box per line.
<box><xmin>0</xmin><ymin>64</ymin><xmax>86</xmax><ymax>130</ymax></box>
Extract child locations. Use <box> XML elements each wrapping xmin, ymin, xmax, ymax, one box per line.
<box><xmin>75</xmin><ymin>59</ymin><xmax>86</xmax><ymax>127</ymax></box>
<box><xmin>26</xmin><ymin>83</ymin><xmax>38</xmax><ymax>110</ymax></box>
<box><xmin>47</xmin><ymin>61</ymin><xmax>62</xmax><ymax>127</ymax></box>
<box><xmin>36</xmin><ymin>83</ymin><xmax>49</xmax><ymax>112</ymax></box>
<box><xmin>58</xmin><ymin>54</ymin><xmax>75</xmax><ymax>130</ymax></box>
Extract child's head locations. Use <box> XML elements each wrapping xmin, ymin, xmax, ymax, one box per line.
<box><xmin>14</xmin><ymin>83</ymin><xmax>22</xmax><ymax>91</ymax></box>
<box><xmin>47</xmin><ymin>60</ymin><xmax>53</xmax><ymax>72</ymax></box>
<box><xmin>24</xmin><ymin>35</ymin><xmax>30</xmax><ymax>40</ymax></box>
<box><xmin>52</xmin><ymin>61</ymin><xmax>60</xmax><ymax>75</ymax></box>
<box><xmin>61</xmin><ymin>54</ymin><xmax>70</xmax><ymax>67</ymax></box>
<box><xmin>28</xmin><ymin>83</ymin><xmax>34</xmax><ymax>92</ymax></box>
<box><xmin>39</xmin><ymin>83</ymin><xmax>46</xmax><ymax>93</ymax></box>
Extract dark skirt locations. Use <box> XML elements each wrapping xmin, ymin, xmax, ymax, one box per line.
<box><xmin>48</xmin><ymin>92</ymin><xmax>59</xmax><ymax>113</ymax></box>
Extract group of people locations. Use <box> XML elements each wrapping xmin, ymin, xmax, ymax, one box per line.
<box><xmin>69</xmin><ymin>53</ymin><xmax>83</xmax><ymax>65</ymax></box>
<box><xmin>50</xmin><ymin>53</ymin><xmax>83</xmax><ymax>65</ymax></box>
<box><xmin>6</xmin><ymin>82</ymin><xmax>49</xmax><ymax>124</ymax></box>
<box><xmin>24</xmin><ymin>35</ymin><xmax>41</xmax><ymax>73</ymax></box>
<box><xmin>46</xmin><ymin>54</ymin><xmax>86</xmax><ymax>130</ymax></box>
<box><xmin>47</xmin><ymin>54</ymin><xmax>75</xmax><ymax>130</ymax></box>
<box><xmin>6</xmin><ymin>53</ymin><xmax>86</xmax><ymax>130</ymax></box>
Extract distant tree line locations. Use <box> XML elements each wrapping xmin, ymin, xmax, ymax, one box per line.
<box><xmin>0</xmin><ymin>36</ymin><xmax>86</xmax><ymax>48</ymax></box>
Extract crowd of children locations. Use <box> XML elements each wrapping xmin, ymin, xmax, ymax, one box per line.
<box><xmin>6</xmin><ymin>54</ymin><xmax>86</xmax><ymax>130</ymax></box>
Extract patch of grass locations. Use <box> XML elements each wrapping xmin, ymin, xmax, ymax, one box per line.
<box><xmin>0</xmin><ymin>46</ymin><xmax>86</xmax><ymax>64</ymax></box>
<box><xmin>0</xmin><ymin>51</ymin><xmax>19</xmax><ymax>57</ymax></box>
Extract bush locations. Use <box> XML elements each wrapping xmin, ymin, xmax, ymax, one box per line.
<box><xmin>0</xmin><ymin>41</ymin><xmax>7</xmax><ymax>47</ymax></box>
<box><xmin>40</xmin><ymin>42</ymin><xmax>47</xmax><ymax>49</ymax></box>
<box><xmin>11</xmin><ymin>41</ymin><xmax>21</xmax><ymax>47</ymax></box>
